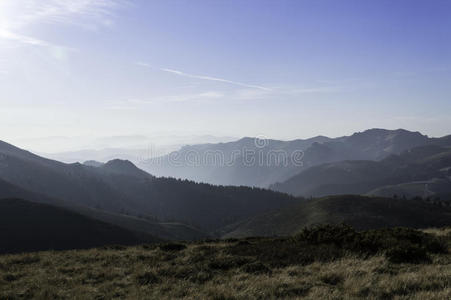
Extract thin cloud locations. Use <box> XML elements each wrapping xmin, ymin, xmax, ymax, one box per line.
<box><xmin>0</xmin><ymin>0</ymin><xmax>122</xmax><ymax>48</ymax></box>
<box><xmin>0</xmin><ymin>29</ymin><xmax>53</xmax><ymax>47</ymax></box>
<box><xmin>135</xmin><ymin>63</ymin><xmax>346</xmax><ymax>97</ymax></box>
<box><xmin>135</xmin><ymin>62</ymin><xmax>152</xmax><ymax>68</ymax></box>
<box><xmin>1</xmin><ymin>0</ymin><xmax>121</xmax><ymax>29</ymax></box>
<box><xmin>135</xmin><ymin>62</ymin><xmax>271</xmax><ymax>91</ymax></box>
<box><xmin>125</xmin><ymin>91</ymin><xmax>225</xmax><ymax>105</ymax></box>
<box><xmin>160</xmin><ymin>68</ymin><xmax>272</xmax><ymax>91</ymax></box>
<box><xmin>107</xmin><ymin>105</ymin><xmax>137</xmax><ymax>111</ymax></box>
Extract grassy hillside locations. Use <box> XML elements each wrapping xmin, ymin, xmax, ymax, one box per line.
<box><xmin>222</xmin><ymin>195</ymin><xmax>451</xmax><ymax>238</ymax></box>
<box><xmin>0</xmin><ymin>199</ymin><xmax>159</xmax><ymax>254</ymax></box>
<box><xmin>0</xmin><ymin>225</ymin><xmax>449</xmax><ymax>299</ymax></box>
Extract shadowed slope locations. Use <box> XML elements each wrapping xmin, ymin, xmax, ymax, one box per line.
<box><xmin>0</xmin><ymin>198</ymin><xmax>159</xmax><ymax>254</ymax></box>
<box><xmin>222</xmin><ymin>195</ymin><xmax>451</xmax><ymax>238</ymax></box>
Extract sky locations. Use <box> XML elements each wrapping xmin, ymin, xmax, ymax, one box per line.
<box><xmin>1</xmin><ymin>0</ymin><xmax>451</xmax><ymax>151</ymax></box>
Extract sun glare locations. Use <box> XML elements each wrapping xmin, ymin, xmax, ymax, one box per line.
<box><xmin>0</xmin><ymin>1</ymin><xmax>17</xmax><ymax>31</ymax></box>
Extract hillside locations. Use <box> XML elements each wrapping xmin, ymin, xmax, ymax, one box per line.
<box><xmin>0</xmin><ymin>178</ymin><xmax>206</xmax><ymax>241</ymax></box>
<box><xmin>0</xmin><ymin>198</ymin><xmax>158</xmax><ymax>254</ymax></box>
<box><xmin>221</xmin><ymin>195</ymin><xmax>451</xmax><ymax>238</ymax></box>
<box><xmin>0</xmin><ymin>140</ymin><xmax>297</xmax><ymax>233</ymax></box>
<box><xmin>139</xmin><ymin>129</ymin><xmax>436</xmax><ymax>187</ymax></box>
<box><xmin>271</xmin><ymin>144</ymin><xmax>451</xmax><ymax>197</ymax></box>
<box><xmin>1</xmin><ymin>225</ymin><xmax>449</xmax><ymax>299</ymax></box>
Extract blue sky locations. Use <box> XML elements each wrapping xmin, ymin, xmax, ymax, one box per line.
<box><xmin>1</xmin><ymin>0</ymin><xmax>450</xmax><ymax>148</ymax></box>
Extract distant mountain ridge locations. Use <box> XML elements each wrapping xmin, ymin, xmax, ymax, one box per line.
<box><xmin>139</xmin><ymin>129</ymin><xmax>440</xmax><ymax>187</ymax></box>
<box><xmin>271</xmin><ymin>143</ymin><xmax>451</xmax><ymax>198</ymax></box>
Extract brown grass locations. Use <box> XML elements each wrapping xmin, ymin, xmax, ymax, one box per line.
<box><xmin>0</xmin><ymin>227</ymin><xmax>450</xmax><ymax>299</ymax></box>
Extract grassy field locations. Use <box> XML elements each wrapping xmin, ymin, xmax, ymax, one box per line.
<box><xmin>1</xmin><ymin>226</ymin><xmax>450</xmax><ymax>299</ymax></box>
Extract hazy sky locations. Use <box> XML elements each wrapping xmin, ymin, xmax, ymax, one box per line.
<box><xmin>1</xmin><ymin>0</ymin><xmax>451</xmax><ymax>148</ymax></box>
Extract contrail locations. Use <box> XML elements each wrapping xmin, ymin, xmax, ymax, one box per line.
<box><xmin>135</xmin><ymin>62</ymin><xmax>271</xmax><ymax>91</ymax></box>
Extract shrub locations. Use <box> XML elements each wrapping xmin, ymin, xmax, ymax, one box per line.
<box><xmin>385</xmin><ymin>244</ymin><xmax>431</xmax><ymax>264</ymax></box>
<box><xmin>320</xmin><ymin>273</ymin><xmax>343</xmax><ymax>285</ymax></box>
<box><xmin>136</xmin><ymin>271</ymin><xmax>161</xmax><ymax>285</ymax></box>
<box><xmin>208</xmin><ymin>257</ymin><xmax>251</xmax><ymax>271</ymax></box>
<box><xmin>295</xmin><ymin>224</ymin><xmax>357</xmax><ymax>245</ymax></box>
<box><xmin>273</xmin><ymin>283</ymin><xmax>311</xmax><ymax>297</ymax></box>
<box><xmin>9</xmin><ymin>255</ymin><xmax>41</xmax><ymax>265</ymax></box>
<box><xmin>423</xmin><ymin>237</ymin><xmax>448</xmax><ymax>254</ymax></box>
<box><xmin>159</xmin><ymin>243</ymin><xmax>187</xmax><ymax>252</ymax></box>
<box><xmin>241</xmin><ymin>262</ymin><xmax>271</xmax><ymax>274</ymax></box>
<box><xmin>101</xmin><ymin>245</ymin><xmax>126</xmax><ymax>251</ymax></box>
<box><xmin>188</xmin><ymin>270</ymin><xmax>213</xmax><ymax>284</ymax></box>
<box><xmin>3</xmin><ymin>273</ymin><xmax>20</xmax><ymax>282</ymax></box>
<box><xmin>294</xmin><ymin>225</ymin><xmax>448</xmax><ymax>263</ymax></box>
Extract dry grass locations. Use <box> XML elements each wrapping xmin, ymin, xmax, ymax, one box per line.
<box><xmin>0</xmin><ymin>227</ymin><xmax>450</xmax><ymax>299</ymax></box>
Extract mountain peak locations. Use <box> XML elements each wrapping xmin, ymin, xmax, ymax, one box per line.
<box><xmin>101</xmin><ymin>159</ymin><xmax>150</xmax><ymax>177</ymax></box>
<box><xmin>354</xmin><ymin>128</ymin><xmax>425</xmax><ymax>137</ymax></box>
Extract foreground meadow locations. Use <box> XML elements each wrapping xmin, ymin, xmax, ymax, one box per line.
<box><xmin>1</xmin><ymin>226</ymin><xmax>450</xmax><ymax>299</ymax></box>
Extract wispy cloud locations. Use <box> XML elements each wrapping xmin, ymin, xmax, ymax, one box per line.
<box><xmin>135</xmin><ymin>62</ymin><xmax>271</xmax><ymax>91</ymax></box>
<box><xmin>1</xmin><ymin>0</ymin><xmax>121</xmax><ymax>28</ymax></box>
<box><xmin>106</xmin><ymin>91</ymin><xmax>226</xmax><ymax>110</ymax></box>
<box><xmin>134</xmin><ymin>62</ymin><xmax>351</xmax><ymax>102</ymax></box>
<box><xmin>135</xmin><ymin>62</ymin><xmax>152</xmax><ymax>68</ymax></box>
<box><xmin>0</xmin><ymin>0</ymin><xmax>122</xmax><ymax>48</ymax></box>
<box><xmin>283</xmin><ymin>86</ymin><xmax>343</xmax><ymax>94</ymax></box>
<box><xmin>107</xmin><ymin>105</ymin><xmax>137</xmax><ymax>111</ymax></box>
<box><xmin>160</xmin><ymin>68</ymin><xmax>272</xmax><ymax>91</ymax></box>
<box><xmin>0</xmin><ymin>29</ymin><xmax>54</xmax><ymax>47</ymax></box>
<box><xmin>124</xmin><ymin>91</ymin><xmax>225</xmax><ymax>105</ymax></box>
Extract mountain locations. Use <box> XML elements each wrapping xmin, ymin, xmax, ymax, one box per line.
<box><xmin>222</xmin><ymin>195</ymin><xmax>451</xmax><ymax>238</ymax></box>
<box><xmin>139</xmin><ymin>135</ymin><xmax>333</xmax><ymax>187</ymax></box>
<box><xmin>40</xmin><ymin>148</ymin><xmax>148</xmax><ymax>165</ymax></box>
<box><xmin>0</xmin><ymin>177</ymin><xmax>206</xmax><ymax>241</ymax></box>
<box><xmin>0</xmin><ymin>140</ymin><xmax>297</xmax><ymax>234</ymax></box>
<box><xmin>271</xmin><ymin>143</ymin><xmax>451</xmax><ymax>198</ymax></box>
<box><xmin>0</xmin><ymin>176</ymin><xmax>62</xmax><ymax>207</ymax></box>
<box><xmin>138</xmin><ymin>129</ymin><xmax>434</xmax><ymax>187</ymax></box>
<box><xmin>0</xmin><ymin>198</ymin><xmax>158</xmax><ymax>254</ymax></box>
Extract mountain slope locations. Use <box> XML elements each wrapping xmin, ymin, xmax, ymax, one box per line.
<box><xmin>139</xmin><ymin>129</ymin><xmax>435</xmax><ymax>187</ymax></box>
<box><xmin>139</xmin><ymin>135</ymin><xmax>331</xmax><ymax>187</ymax></box>
<box><xmin>0</xmin><ymin>178</ymin><xmax>206</xmax><ymax>241</ymax></box>
<box><xmin>271</xmin><ymin>144</ymin><xmax>451</xmax><ymax>197</ymax></box>
<box><xmin>0</xmin><ymin>140</ymin><xmax>297</xmax><ymax>232</ymax></box>
<box><xmin>0</xmin><ymin>198</ymin><xmax>159</xmax><ymax>254</ymax></box>
<box><xmin>222</xmin><ymin>195</ymin><xmax>451</xmax><ymax>238</ymax></box>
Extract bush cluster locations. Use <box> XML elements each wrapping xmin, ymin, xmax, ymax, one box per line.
<box><xmin>225</xmin><ymin>224</ymin><xmax>448</xmax><ymax>266</ymax></box>
<box><xmin>295</xmin><ymin>224</ymin><xmax>448</xmax><ymax>263</ymax></box>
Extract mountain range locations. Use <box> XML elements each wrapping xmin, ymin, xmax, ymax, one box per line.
<box><xmin>0</xmin><ymin>139</ymin><xmax>296</xmax><ymax>240</ymax></box>
<box><xmin>1</xmin><ymin>128</ymin><xmax>451</xmax><ymax>253</ymax></box>
<box><xmin>139</xmin><ymin>129</ymin><xmax>441</xmax><ymax>188</ymax></box>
